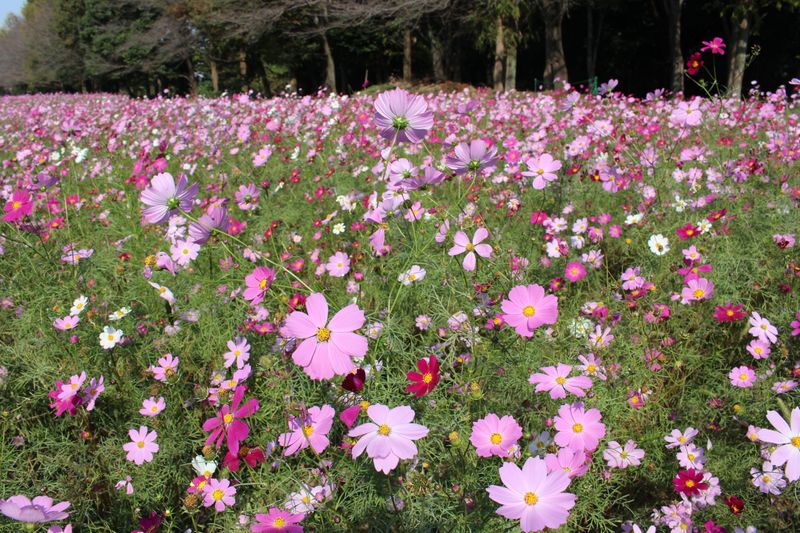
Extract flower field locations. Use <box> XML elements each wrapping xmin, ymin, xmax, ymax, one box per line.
<box><xmin>1</xmin><ymin>85</ymin><xmax>799</xmax><ymax>532</ymax></box>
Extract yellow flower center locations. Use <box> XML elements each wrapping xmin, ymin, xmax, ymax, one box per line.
<box><xmin>303</xmin><ymin>425</ymin><xmax>314</xmax><ymax>437</ymax></box>
<box><xmin>378</xmin><ymin>424</ymin><xmax>391</xmax><ymax>436</ymax></box>
<box><xmin>107</xmin><ymin>335</ymin><xmax>114</xmax><ymax>341</ymax></box>
<box><xmin>223</xmin><ymin>413</ymin><xmax>234</xmax><ymax>424</ymax></box>
<box><xmin>555</xmin><ymin>377</ymin><xmax>566</xmax><ymax>385</ymax></box>
<box><xmin>685</xmin><ymin>480</ymin><xmax>695</xmax><ymax>488</ymax></box>
<box><xmin>360</xmin><ymin>401</ymin><xmax>370</xmax><ymax>411</ymax></box>
<box><xmin>422</xmin><ymin>373</ymin><xmax>433</xmax><ymax>383</ymax></box>
<box><xmin>572</xmin><ymin>423</ymin><xmax>583</xmax><ymax>433</ymax></box>
<box><xmin>762</xmin><ymin>475</ymin><xmax>771</xmax><ymax>483</ymax></box>
<box><xmin>316</xmin><ymin>327</ymin><xmax>331</xmax><ymax>342</ymax></box>
<box><xmin>739</xmin><ymin>373</ymin><xmax>748</xmax><ymax>381</ymax></box>
<box><xmin>792</xmin><ymin>436</ymin><xmax>800</xmax><ymax>448</ymax></box>
<box><xmin>408</xmin><ymin>274</ymin><xmax>416</xmax><ymax>281</ymax></box>
<box><xmin>587</xmin><ymin>364</ymin><xmax>596</xmax><ymax>373</ymax></box>
<box><xmin>490</xmin><ymin>433</ymin><xmax>503</xmax><ymax>445</ymax></box>
<box><xmin>151</xmin><ymin>406</ymin><xmax>159</xmax><ymax>412</ymax></box>
<box><xmin>524</xmin><ymin>492</ymin><xmax>538</xmax><ymax>505</ymax></box>
<box><xmin>522</xmin><ymin>305</ymin><xmax>536</xmax><ymax>317</ymax></box>
<box><xmin>258</xmin><ymin>278</ymin><xmax>268</xmax><ymax>289</ymax></box>
<box><xmin>688</xmin><ymin>453</ymin><xmax>695</xmax><ymax>461</ymax></box>
<box><xmin>726</xmin><ymin>310</ymin><xmax>734</xmax><ymax>317</ymax></box>
<box><xmin>693</xmin><ymin>289</ymin><xmax>705</xmax><ymax>298</ymax></box>
<box><xmin>678</xmin><ymin>436</ymin><xmax>686</xmax><ymax>443</ymax></box>
<box><xmin>465</xmin><ymin>243</ymin><xmax>474</xmax><ymax>251</ymax></box>
<box><xmin>274</xmin><ymin>517</ymin><xmax>286</xmax><ymax>527</ymax></box>
<box><xmin>212</xmin><ymin>489</ymin><xmax>224</xmax><ymax>501</ymax></box>
<box><xmin>137</xmin><ymin>441</ymin><xmax>145</xmax><ymax>448</ymax></box>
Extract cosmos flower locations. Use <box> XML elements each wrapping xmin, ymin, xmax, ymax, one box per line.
<box><xmin>0</xmin><ymin>495</ymin><xmax>70</xmax><ymax>523</ymax></box>
<box><xmin>406</xmin><ymin>355</ymin><xmax>440</xmax><ymax>397</ymax></box>
<box><xmin>446</xmin><ymin>140</ymin><xmax>499</xmax><ymax>175</ymax></box>
<box><xmin>278</xmin><ymin>404</ymin><xmax>335</xmax><ymax>456</ymax></box>
<box><xmin>122</xmin><ymin>426</ymin><xmax>159</xmax><ymax>465</ymax></box>
<box><xmin>758</xmin><ymin>407</ymin><xmax>800</xmax><ymax>481</ymax></box>
<box><xmin>2</xmin><ymin>190</ymin><xmax>33</xmax><ymax>223</ymax></box>
<box><xmin>501</xmin><ymin>284</ymin><xmax>559</xmax><ymax>338</ymax></box>
<box><xmin>448</xmin><ymin>228</ymin><xmax>492</xmax><ymax>271</ymax></box>
<box><xmin>203</xmin><ymin>478</ymin><xmax>236</xmax><ymax>512</ymax></box>
<box><xmin>348</xmin><ymin>404</ymin><xmax>428</xmax><ymax>474</ymax></box>
<box><xmin>529</xmin><ymin>364</ymin><xmax>592</xmax><ymax>399</ymax></box>
<box><xmin>486</xmin><ymin>457</ymin><xmax>576</xmax><ymax>532</ymax></box>
<box><xmin>553</xmin><ymin>403</ymin><xmax>606</xmax><ymax>452</ymax></box>
<box><xmin>470</xmin><ymin>413</ymin><xmax>523</xmax><ymax>458</ymax></box>
<box><xmin>283</xmin><ymin>293</ymin><xmax>368</xmax><ymax>380</ymax></box>
<box><xmin>243</xmin><ymin>267</ymin><xmax>276</xmax><ymax>307</ymax></box>
<box><xmin>700</xmin><ymin>37</ymin><xmax>726</xmax><ymax>55</ymax></box>
<box><xmin>202</xmin><ymin>385</ymin><xmax>260</xmax><ymax>456</ymax></box>
<box><xmin>522</xmin><ymin>153</ymin><xmax>561</xmax><ymax>189</ymax></box>
<box><xmin>140</xmin><ymin>172</ymin><xmax>198</xmax><ymax>224</ymax></box>
<box><xmin>251</xmin><ymin>507</ymin><xmax>305</xmax><ymax>532</ymax></box>
<box><xmin>189</xmin><ymin>205</ymin><xmax>228</xmax><ymax>244</ymax></box>
<box><xmin>373</xmin><ymin>88</ymin><xmax>433</xmax><ymax>143</ymax></box>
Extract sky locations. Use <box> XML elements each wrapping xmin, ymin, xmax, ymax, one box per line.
<box><xmin>1</xmin><ymin>0</ymin><xmax>25</xmax><ymax>25</ymax></box>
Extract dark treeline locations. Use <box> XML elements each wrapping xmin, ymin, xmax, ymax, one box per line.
<box><xmin>1</xmin><ymin>0</ymin><xmax>799</xmax><ymax>98</ymax></box>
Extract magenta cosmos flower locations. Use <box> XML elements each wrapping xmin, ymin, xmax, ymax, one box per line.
<box><xmin>373</xmin><ymin>88</ymin><xmax>433</xmax><ymax>143</ymax></box>
<box><xmin>203</xmin><ymin>478</ymin><xmax>236</xmax><ymax>512</ymax></box>
<box><xmin>251</xmin><ymin>507</ymin><xmax>305</xmax><ymax>532</ymax></box>
<box><xmin>283</xmin><ymin>293</ymin><xmax>368</xmax><ymax>380</ymax></box>
<box><xmin>701</xmin><ymin>37</ymin><xmax>726</xmax><ymax>54</ymax></box>
<box><xmin>486</xmin><ymin>457</ymin><xmax>576</xmax><ymax>532</ymax></box>
<box><xmin>188</xmin><ymin>205</ymin><xmax>228</xmax><ymax>244</ymax></box>
<box><xmin>349</xmin><ymin>404</ymin><xmax>429</xmax><ymax>474</ymax></box>
<box><xmin>522</xmin><ymin>153</ymin><xmax>562</xmax><ymax>189</ymax></box>
<box><xmin>529</xmin><ymin>364</ymin><xmax>592</xmax><ymax>399</ymax></box>
<box><xmin>243</xmin><ymin>266</ymin><xmax>276</xmax><ymax>307</ymax></box>
<box><xmin>470</xmin><ymin>413</ymin><xmax>523</xmax><ymax>458</ymax></box>
<box><xmin>2</xmin><ymin>189</ymin><xmax>33</xmax><ymax>223</ymax></box>
<box><xmin>448</xmin><ymin>228</ymin><xmax>492</xmax><ymax>271</ymax></box>
<box><xmin>500</xmin><ymin>284</ymin><xmax>559</xmax><ymax>338</ymax></box>
<box><xmin>123</xmin><ymin>426</ymin><xmax>159</xmax><ymax>465</ymax></box>
<box><xmin>0</xmin><ymin>495</ymin><xmax>70</xmax><ymax>523</ymax></box>
<box><xmin>279</xmin><ymin>404</ymin><xmax>335</xmax><ymax>456</ymax></box>
<box><xmin>140</xmin><ymin>172</ymin><xmax>198</xmax><ymax>224</ymax></box>
<box><xmin>202</xmin><ymin>385</ymin><xmax>260</xmax><ymax>456</ymax></box>
<box><xmin>553</xmin><ymin>403</ymin><xmax>606</xmax><ymax>452</ymax></box>
<box><xmin>446</xmin><ymin>140</ymin><xmax>499</xmax><ymax>175</ymax></box>
<box><xmin>758</xmin><ymin>407</ymin><xmax>800</xmax><ymax>481</ymax></box>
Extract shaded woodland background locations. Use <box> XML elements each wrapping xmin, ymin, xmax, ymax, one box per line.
<box><xmin>1</xmin><ymin>0</ymin><xmax>799</xmax><ymax>98</ymax></box>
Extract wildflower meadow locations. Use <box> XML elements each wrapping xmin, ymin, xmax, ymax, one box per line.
<box><xmin>2</xmin><ymin>78</ymin><xmax>800</xmax><ymax>533</ymax></box>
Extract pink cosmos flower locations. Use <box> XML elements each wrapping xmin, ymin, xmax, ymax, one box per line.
<box><xmin>729</xmin><ymin>366</ymin><xmax>756</xmax><ymax>388</ymax></box>
<box><xmin>373</xmin><ymin>88</ymin><xmax>433</xmax><ymax>143</ymax></box>
<box><xmin>2</xmin><ymin>190</ymin><xmax>33</xmax><ymax>223</ymax></box>
<box><xmin>202</xmin><ymin>385</ymin><xmax>260</xmax><ymax>456</ymax></box>
<box><xmin>486</xmin><ymin>457</ymin><xmax>576</xmax><ymax>532</ymax></box>
<box><xmin>563</xmin><ymin>262</ymin><xmax>586</xmax><ymax>283</ymax></box>
<box><xmin>500</xmin><ymin>284</ymin><xmax>559</xmax><ymax>338</ymax></box>
<box><xmin>170</xmin><ymin>239</ymin><xmax>200</xmax><ymax>266</ymax></box>
<box><xmin>203</xmin><ymin>478</ymin><xmax>236</xmax><ymax>512</ymax></box>
<box><xmin>747</xmin><ymin>339</ymin><xmax>771</xmax><ymax>360</ymax></box>
<box><xmin>700</xmin><ymin>37</ymin><xmax>726</xmax><ymax>55</ymax></box>
<box><xmin>470</xmin><ymin>413</ymin><xmax>523</xmax><ymax>458</ymax></box>
<box><xmin>53</xmin><ymin>315</ymin><xmax>80</xmax><ymax>331</ymax></box>
<box><xmin>603</xmin><ymin>440</ymin><xmax>645</xmax><ymax>469</ymax></box>
<box><xmin>446</xmin><ymin>140</ymin><xmax>499</xmax><ymax>175</ymax></box>
<box><xmin>251</xmin><ymin>507</ymin><xmax>305</xmax><ymax>532</ymax></box>
<box><xmin>348</xmin><ymin>404</ymin><xmax>429</xmax><ymax>474</ymax></box>
<box><xmin>758</xmin><ymin>407</ymin><xmax>800</xmax><ymax>481</ymax></box>
<box><xmin>149</xmin><ymin>353</ymin><xmax>179</xmax><ymax>382</ymax></box>
<box><xmin>325</xmin><ymin>251</ymin><xmax>351</xmax><ymax>277</ymax></box>
<box><xmin>529</xmin><ymin>364</ymin><xmax>593</xmax><ymax>399</ymax></box>
<box><xmin>553</xmin><ymin>403</ymin><xmax>606</xmax><ymax>452</ymax></box>
<box><xmin>681</xmin><ymin>277</ymin><xmax>714</xmax><ymax>303</ymax></box>
<box><xmin>189</xmin><ymin>205</ymin><xmax>228</xmax><ymax>245</ymax></box>
<box><xmin>544</xmin><ymin>448</ymin><xmax>589</xmax><ymax>478</ymax></box>
<box><xmin>448</xmin><ymin>228</ymin><xmax>492</xmax><ymax>271</ymax></box>
<box><xmin>223</xmin><ymin>337</ymin><xmax>251</xmax><ymax>369</ymax></box>
<box><xmin>749</xmin><ymin>312</ymin><xmax>778</xmax><ymax>344</ymax></box>
<box><xmin>664</xmin><ymin>427</ymin><xmax>698</xmax><ymax>449</ymax></box>
<box><xmin>235</xmin><ymin>183</ymin><xmax>260</xmax><ymax>210</ymax></box>
<box><xmin>522</xmin><ymin>153</ymin><xmax>562</xmax><ymax>189</ymax></box>
<box><xmin>283</xmin><ymin>293</ymin><xmax>368</xmax><ymax>380</ymax></box>
<box><xmin>140</xmin><ymin>172</ymin><xmax>198</xmax><ymax>224</ymax></box>
<box><xmin>791</xmin><ymin>311</ymin><xmax>800</xmax><ymax>336</ymax></box>
<box><xmin>139</xmin><ymin>396</ymin><xmax>166</xmax><ymax>417</ymax></box>
<box><xmin>123</xmin><ymin>426</ymin><xmax>159</xmax><ymax>465</ymax></box>
<box><xmin>278</xmin><ymin>404</ymin><xmax>335</xmax><ymax>456</ymax></box>
<box><xmin>243</xmin><ymin>267</ymin><xmax>276</xmax><ymax>307</ymax></box>
<box><xmin>0</xmin><ymin>495</ymin><xmax>70</xmax><ymax>523</ymax></box>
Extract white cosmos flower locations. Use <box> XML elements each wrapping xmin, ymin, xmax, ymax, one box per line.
<box><xmin>99</xmin><ymin>326</ymin><xmax>123</xmax><ymax>350</ymax></box>
<box><xmin>648</xmin><ymin>234</ymin><xmax>670</xmax><ymax>256</ymax></box>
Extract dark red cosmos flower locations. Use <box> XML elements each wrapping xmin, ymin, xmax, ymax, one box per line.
<box><xmin>724</xmin><ymin>495</ymin><xmax>744</xmax><ymax>515</ymax></box>
<box><xmin>702</xmin><ymin>521</ymin><xmax>726</xmax><ymax>533</ymax></box>
<box><xmin>673</xmin><ymin>469</ymin><xmax>708</xmax><ymax>496</ymax></box>
<box><xmin>139</xmin><ymin>511</ymin><xmax>163</xmax><ymax>533</ymax></box>
<box><xmin>342</xmin><ymin>368</ymin><xmax>366</xmax><ymax>393</ymax></box>
<box><xmin>406</xmin><ymin>355</ymin><xmax>440</xmax><ymax>397</ymax></box>
<box><xmin>223</xmin><ymin>445</ymin><xmax>265</xmax><ymax>472</ymax></box>
<box><xmin>707</xmin><ymin>208</ymin><xmax>726</xmax><ymax>222</ymax></box>
<box><xmin>686</xmin><ymin>52</ymin><xmax>704</xmax><ymax>75</ymax></box>
<box><xmin>713</xmin><ymin>302</ymin><xmax>746</xmax><ymax>322</ymax></box>
<box><xmin>676</xmin><ymin>223</ymin><xmax>700</xmax><ymax>240</ymax></box>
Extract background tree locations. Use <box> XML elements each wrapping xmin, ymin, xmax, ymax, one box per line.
<box><xmin>534</xmin><ymin>0</ymin><xmax>569</xmax><ymax>88</ymax></box>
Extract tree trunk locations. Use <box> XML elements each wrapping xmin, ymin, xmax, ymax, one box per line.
<box><xmin>257</xmin><ymin>58</ymin><xmax>272</xmax><ymax>97</ymax></box>
<box><xmin>403</xmin><ymin>27</ymin><xmax>412</xmax><ymax>82</ymax></box>
<box><xmin>662</xmin><ymin>0</ymin><xmax>684</xmax><ymax>95</ymax></box>
<box><xmin>505</xmin><ymin>42</ymin><xmax>517</xmax><ymax>90</ymax></box>
<box><xmin>187</xmin><ymin>58</ymin><xmax>197</xmax><ymax>96</ymax></box>
<box><xmin>428</xmin><ymin>26</ymin><xmax>445</xmax><ymax>83</ymax></box>
<box><xmin>586</xmin><ymin>4</ymin><xmax>603</xmax><ymax>82</ymax></box>
<box><xmin>727</xmin><ymin>13</ymin><xmax>750</xmax><ymax>98</ymax></box>
<box><xmin>322</xmin><ymin>31</ymin><xmax>336</xmax><ymax>92</ymax></box>
<box><xmin>238</xmin><ymin>49</ymin><xmax>248</xmax><ymax>92</ymax></box>
<box><xmin>493</xmin><ymin>15</ymin><xmax>505</xmax><ymax>91</ymax></box>
<box><xmin>541</xmin><ymin>0</ymin><xmax>568</xmax><ymax>88</ymax></box>
<box><xmin>210</xmin><ymin>60</ymin><xmax>219</xmax><ymax>93</ymax></box>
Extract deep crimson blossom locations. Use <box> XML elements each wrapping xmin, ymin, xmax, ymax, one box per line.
<box><xmin>406</xmin><ymin>355</ymin><xmax>440</xmax><ymax>397</ymax></box>
<box><xmin>673</xmin><ymin>469</ymin><xmax>708</xmax><ymax>496</ymax></box>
